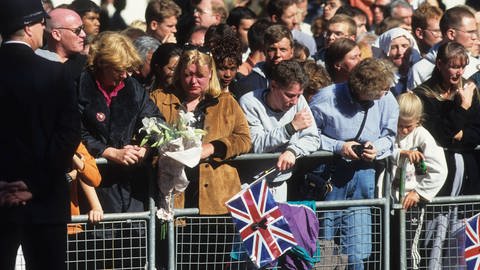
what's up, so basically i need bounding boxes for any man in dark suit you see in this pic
[0,0,80,269]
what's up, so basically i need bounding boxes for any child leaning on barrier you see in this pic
[67,142,103,234]
[391,92,448,210]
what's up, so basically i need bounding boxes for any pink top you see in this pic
[95,80,125,107]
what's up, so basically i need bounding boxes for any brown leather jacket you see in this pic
[151,90,252,214]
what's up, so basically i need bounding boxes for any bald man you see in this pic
[36,8,87,78]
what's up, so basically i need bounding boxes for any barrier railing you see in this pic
[396,195,480,270]
[68,213,150,270]
[13,151,480,270]
[171,198,389,270]
[169,151,392,270]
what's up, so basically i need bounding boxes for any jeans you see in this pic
[321,160,375,270]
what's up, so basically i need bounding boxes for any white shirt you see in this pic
[391,126,448,201]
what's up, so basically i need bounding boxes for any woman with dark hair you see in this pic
[149,43,182,97]
[413,41,480,196]
[325,38,362,83]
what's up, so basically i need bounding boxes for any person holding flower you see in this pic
[151,45,251,215]
[77,31,163,215]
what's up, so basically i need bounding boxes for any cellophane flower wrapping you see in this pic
[139,111,205,221]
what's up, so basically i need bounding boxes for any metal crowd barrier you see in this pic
[67,212,152,270]
[172,198,389,270]
[66,157,158,270]
[396,195,480,270]
[169,151,392,270]
[13,151,480,270]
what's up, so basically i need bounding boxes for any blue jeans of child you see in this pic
[321,160,375,270]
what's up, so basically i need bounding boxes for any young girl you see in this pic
[392,92,448,210]
[67,142,103,234]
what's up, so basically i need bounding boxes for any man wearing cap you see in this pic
[0,0,80,269]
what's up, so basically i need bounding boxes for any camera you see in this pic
[351,144,372,157]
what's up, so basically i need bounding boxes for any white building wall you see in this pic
[51,0,149,25]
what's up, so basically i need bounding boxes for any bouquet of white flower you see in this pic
[139,111,206,221]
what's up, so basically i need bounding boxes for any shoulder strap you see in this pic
[352,106,369,142]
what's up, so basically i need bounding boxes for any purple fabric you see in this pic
[278,203,319,269]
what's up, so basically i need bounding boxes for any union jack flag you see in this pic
[225,179,297,268]
[465,213,480,270]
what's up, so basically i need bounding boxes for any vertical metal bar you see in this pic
[148,170,156,270]
[399,208,406,270]
[383,159,391,270]
[168,218,175,270]
[168,192,176,270]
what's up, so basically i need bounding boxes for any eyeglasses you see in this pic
[193,8,212,15]
[453,28,478,37]
[55,25,85,36]
[183,43,211,55]
[424,28,442,37]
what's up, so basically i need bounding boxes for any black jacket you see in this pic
[414,78,480,195]
[78,71,163,213]
[0,42,80,224]
[230,62,269,100]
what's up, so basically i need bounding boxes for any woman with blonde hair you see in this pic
[152,45,251,215]
[78,31,163,216]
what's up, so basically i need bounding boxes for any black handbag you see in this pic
[300,102,371,200]
[301,163,334,200]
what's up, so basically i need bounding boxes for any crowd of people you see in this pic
[1,0,480,269]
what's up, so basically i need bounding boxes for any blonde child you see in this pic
[392,92,448,210]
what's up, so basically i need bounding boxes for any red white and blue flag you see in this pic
[225,179,297,268]
[465,213,480,270]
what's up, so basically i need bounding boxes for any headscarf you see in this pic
[373,27,421,64]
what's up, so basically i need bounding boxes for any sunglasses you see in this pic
[55,25,85,36]
[182,43,211,55]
